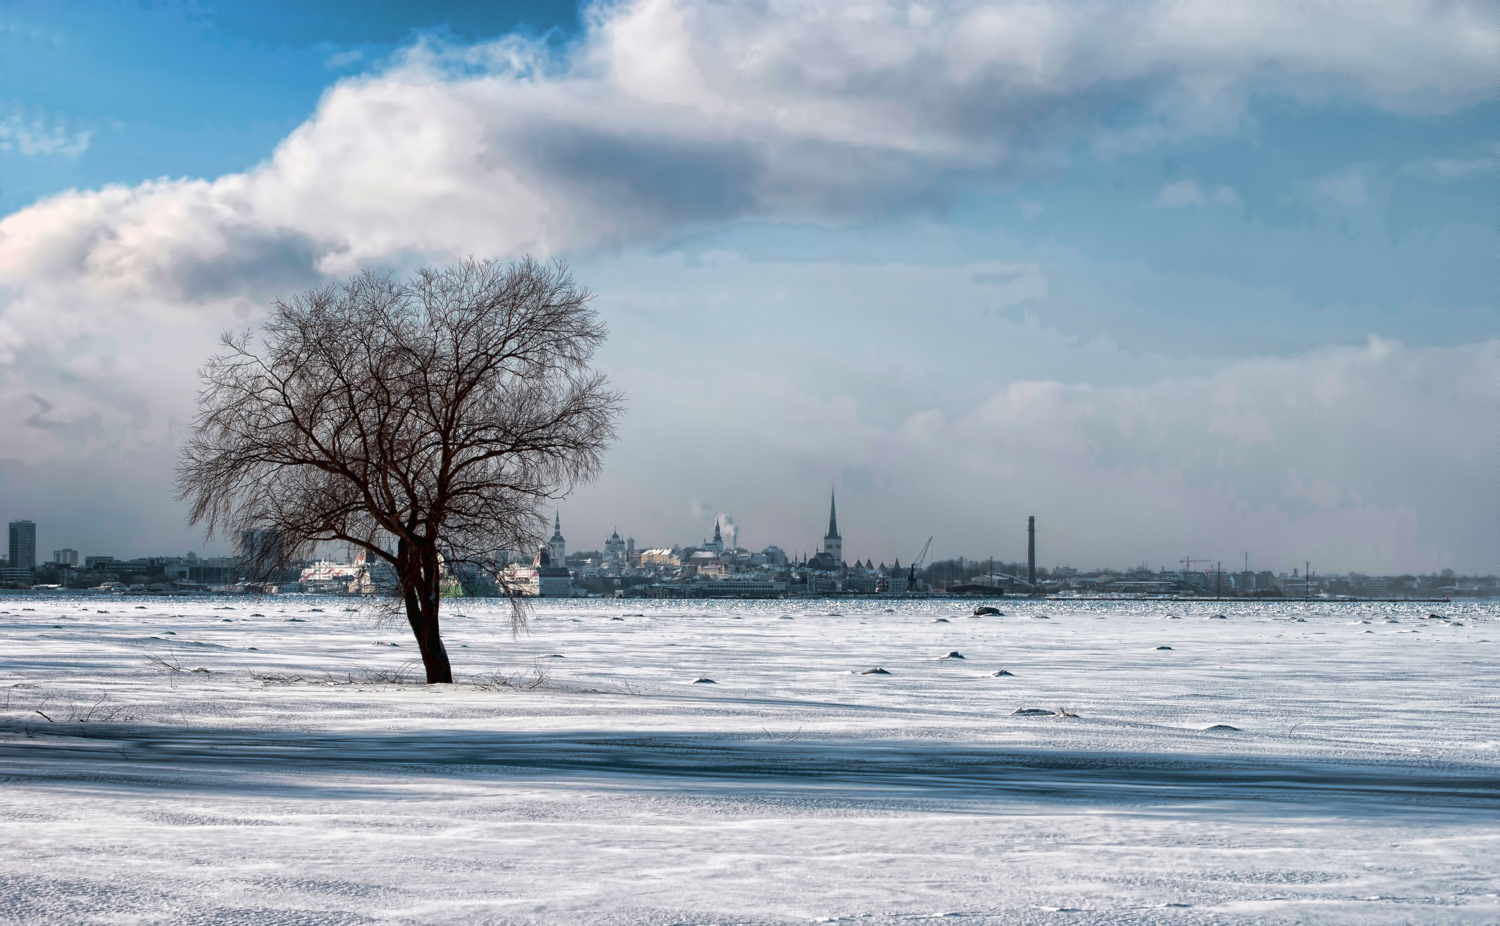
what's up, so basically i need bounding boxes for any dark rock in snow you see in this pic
[1155,645,1174,650]
[859,667,892,675]
[690,677,715,684]
[940,651,965,659]
[1201,724,1241,732]
[973,606,1002,616]
[987,669,1014,677]
[1011,708,1053,716]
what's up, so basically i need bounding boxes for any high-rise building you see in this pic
[53,549,79,567]
[8,520,36,572]
[239,529,285,580]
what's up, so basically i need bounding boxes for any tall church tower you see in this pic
[823,491,842,564]
[549,512,566,565]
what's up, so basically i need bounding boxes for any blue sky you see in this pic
[1,0,1496,573]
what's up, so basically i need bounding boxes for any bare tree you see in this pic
[176,257,622,683]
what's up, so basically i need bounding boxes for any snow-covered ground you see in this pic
[2,594,1498,924]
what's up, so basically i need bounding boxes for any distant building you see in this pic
[8,520,36,572]
[53,549,79,567]
[703,519,725,555]
[605,529,626,563]
[823,492,841,563]
[501,546,574,597]
[639,548,679,566]
[549,512,567,565]
[805,493,843,571]
[239,529,285,580]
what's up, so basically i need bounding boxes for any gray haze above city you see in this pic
[0,0,1496,574]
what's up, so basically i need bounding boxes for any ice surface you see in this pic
[3,594,1499,924]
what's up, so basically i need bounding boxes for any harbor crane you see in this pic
[907,536,933,593]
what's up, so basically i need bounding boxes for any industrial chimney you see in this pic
[1027,515,1036,590]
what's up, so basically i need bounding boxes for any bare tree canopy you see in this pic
[176,257,623,683]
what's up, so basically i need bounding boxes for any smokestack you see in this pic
[1027,516,1036,589]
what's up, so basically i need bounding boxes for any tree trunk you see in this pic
[398,537,454,684]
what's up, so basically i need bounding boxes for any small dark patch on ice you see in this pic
[246,647,259,651]
[690,677,715,684]
[1427,613,1444,619]
[308,608,324,613]
[164,631,175,635]
[1031,614,1050,620]
[610,616,624,620]
[858,667,891,675]
[52,625,61,629]
[251,613,265,617]
[973,606,1002,616]
[544,654,565,658]
[931,618,950,623]
[780,615,795,620]
[940,651,965,659]
[1201,724,1241,732]
[284,618,305,623]
[135,606,146,610]
[1162,903,1192,908]
[220,619,233,623]
[986,670,1014,677]
[1208,614,1227,619]
[1155,645,1174,650]
[1011,708,1053,716]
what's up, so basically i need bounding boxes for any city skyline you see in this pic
[7,500,1494,585]
[1,1,1496,574]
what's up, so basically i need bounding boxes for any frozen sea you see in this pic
[2,593,1498,925]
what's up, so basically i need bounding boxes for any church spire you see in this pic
[826,490,840,540]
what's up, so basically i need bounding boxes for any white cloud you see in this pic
[0,0,1495,565]
[572,336,1499,574]
[1154,179,1207,208]
[0,107,89,157]
[1318,171,1369,205]
[1152,179,1239,208]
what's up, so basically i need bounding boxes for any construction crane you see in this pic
[907,537,933,593]
[1180,557,1212,594]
